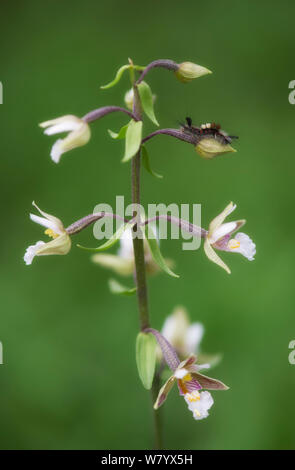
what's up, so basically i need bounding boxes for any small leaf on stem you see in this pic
[100,65,130,90]
[141,145,163,179]
[77,221,134,252]
[144,226,179,278]
[122,120,143,163]
[137,81,159,126]
[108,123,129,140]
[108,278,137,296]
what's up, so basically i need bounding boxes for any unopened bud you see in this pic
[196,138,236,159]
[124,88,134,111]
[175,62,212,83]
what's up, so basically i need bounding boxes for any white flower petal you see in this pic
[117,228,134,259]
[24,241,45,265]
[185,391,214,420]
[31,202,65,233]
[174,368,189,379]
[161,307,189,349]
[209,221,238,244]
[185,323,204,355]
[208,202,236,236]
[43,120,80,136]
[228,232,256,260]
[30,214,63,235]
[50,139,64,163]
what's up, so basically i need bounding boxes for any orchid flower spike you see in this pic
[39,115,91,163]
[24,202,71,265]
[204,202,256,274]
[161,306,204,358]
[154,353,228,420]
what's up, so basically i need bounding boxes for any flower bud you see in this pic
[124,88,134,110]
[196,138,236,159]
[175,62,212,83]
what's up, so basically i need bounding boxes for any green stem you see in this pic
[131,74,163,449]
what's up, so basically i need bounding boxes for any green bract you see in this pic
[122,120,143,163]
[141,145,163,179]
[144,226,179,278]
[100,64,145,90]
[108,278,137,296]
[108,123,129,140]
[77,221,134,252]
[137,81,159,126]
[136,332,157,390]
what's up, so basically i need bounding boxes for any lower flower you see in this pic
[24,202,71,265]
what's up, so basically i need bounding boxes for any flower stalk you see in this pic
[131,77,163,448]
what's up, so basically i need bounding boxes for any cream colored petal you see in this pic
[208,202,236,237]
[204,238,231,274]
[57,122,90,154]
[39,115,81,132]
[161,307,190,350]
[30,214,64,235]
[154,375,176,409]
[32,202,65,233]
[35,233,71,257]
[92,254,134,276]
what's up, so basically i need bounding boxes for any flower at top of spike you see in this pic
[154,353,228,420]
[204,202,256,274]
[39,115,91,163]
[24,202,71,265]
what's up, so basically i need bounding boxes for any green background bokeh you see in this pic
[0,0,294,450]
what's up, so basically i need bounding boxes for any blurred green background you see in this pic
[0,0,294,450]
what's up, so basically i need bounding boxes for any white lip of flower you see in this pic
[24,202,71,265]
[204,202,256,274]
[39,115,91,163]
[185,390,214,420]
[161,306,204,357]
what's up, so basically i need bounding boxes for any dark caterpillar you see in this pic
[181,117,238,145]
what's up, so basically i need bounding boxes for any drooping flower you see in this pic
[161,306,204,358]
[39,115,91,163]
[24,202,71,265]
[154,353,228,420]
[92,227,172,276]
[204,202,256,274]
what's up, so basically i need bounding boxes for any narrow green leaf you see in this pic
[77,221,133,252]
[141,145,163,179]
[144,226,179,278]
[122,120,143,163]
[137,81,159,126]
[136,332,157,390]
[108,123,129,140]
[108,278,137,296]
[100,64,130,90]
[134,65,146,71]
